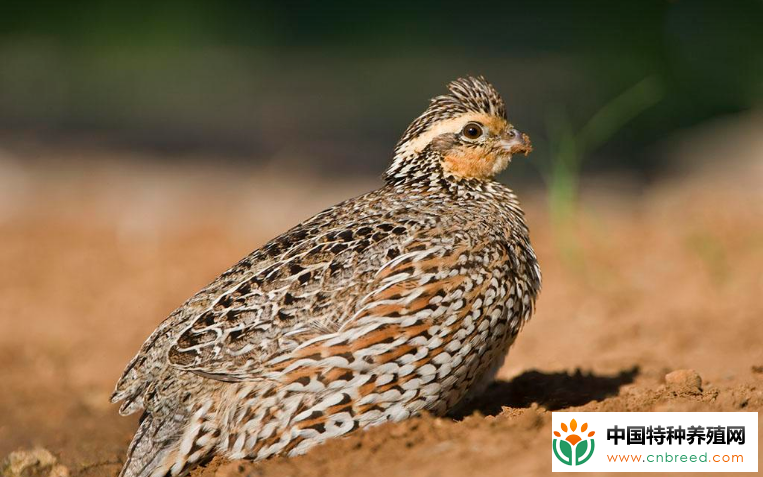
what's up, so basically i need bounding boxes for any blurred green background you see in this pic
[0,0,761,179]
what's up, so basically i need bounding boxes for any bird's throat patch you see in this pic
[442,148,509,180]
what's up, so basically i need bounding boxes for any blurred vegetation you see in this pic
[0,0,761,178]
[544,76,664,265]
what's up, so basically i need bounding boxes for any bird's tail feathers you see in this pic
[119,406,219,477]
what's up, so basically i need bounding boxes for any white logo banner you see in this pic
[551,412,758,472]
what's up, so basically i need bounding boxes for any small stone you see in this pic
[665,369,702,394]
[2,448,57,477]
[47,466,69,477]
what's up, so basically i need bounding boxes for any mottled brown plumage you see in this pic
[112,76,541,477]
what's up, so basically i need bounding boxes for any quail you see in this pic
[112,76,541,477]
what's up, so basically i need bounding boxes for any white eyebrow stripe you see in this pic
[395,112,505,159]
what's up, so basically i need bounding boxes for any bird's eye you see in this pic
[461,122,483,140]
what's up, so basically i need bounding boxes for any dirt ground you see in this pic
[1,116,762,477]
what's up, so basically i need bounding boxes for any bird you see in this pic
[112,76,542,477]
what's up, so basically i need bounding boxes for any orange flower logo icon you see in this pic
[553,419,596,466]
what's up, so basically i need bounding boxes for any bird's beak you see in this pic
[499,128,533,156]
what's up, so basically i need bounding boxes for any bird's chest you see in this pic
[415,258,521,401]
[418,224,539,401]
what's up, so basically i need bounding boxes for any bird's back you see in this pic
[113,181,535,408]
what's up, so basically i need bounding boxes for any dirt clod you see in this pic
[46,466,69,477]
[2,449,57,477]
[665,369,702,394]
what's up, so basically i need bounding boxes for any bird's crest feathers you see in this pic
[433,76,507,119]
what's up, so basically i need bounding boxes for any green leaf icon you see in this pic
[560,440,572,463]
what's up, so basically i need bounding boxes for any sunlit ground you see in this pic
[0,114,761,476]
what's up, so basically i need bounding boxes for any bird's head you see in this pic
[385,76,531,183]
